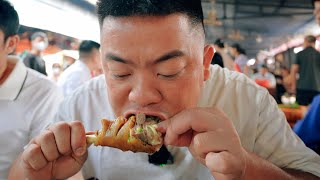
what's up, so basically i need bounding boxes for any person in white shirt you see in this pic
[229,43,249,75]
[0,1,63,179]
[9,0,320,179]
[251,65,276,89]
[58,40,100,96]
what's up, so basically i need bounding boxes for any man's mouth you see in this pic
[124,111,167,122]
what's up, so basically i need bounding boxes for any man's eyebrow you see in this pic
[155,50,185,64]
[105,53,130,64]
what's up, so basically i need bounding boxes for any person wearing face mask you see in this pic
[22,31,48,75]
[49,62,62,83]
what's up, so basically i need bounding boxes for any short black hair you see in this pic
[0,0,19,40]
[261,64,268,69]
[305,35,316,43]
[79,40,100,56]
[214,39,224,48]
[231,43,246,55]
[30,32,48,41]
[96,0,204,31]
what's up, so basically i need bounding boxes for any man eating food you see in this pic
[9,0,320,179]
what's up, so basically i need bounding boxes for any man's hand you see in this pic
[18,121,88,180]
[158,107,247,180]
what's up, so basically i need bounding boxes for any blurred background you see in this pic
[7,0,319,106]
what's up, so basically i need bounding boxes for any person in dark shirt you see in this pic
[290,35,320,105]
[22,32,48,75]
[211,39,224,67]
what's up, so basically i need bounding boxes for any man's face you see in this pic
[0,31,6,68]
[92,48,101,70]
[314,1,320,25]
[100,14,213,120]
[0,31,10,70]
[31,36,48,51]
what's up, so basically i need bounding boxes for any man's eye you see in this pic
[112,74,131,79]
[158,72,180,79]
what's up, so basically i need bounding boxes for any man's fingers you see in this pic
[48,122,72,155]
[23,144,48,170]
[70,121,87,156]
[190,131,239,158]
[35,130,60,162]
[164,129,193,146]
[164,109,220,145]
[205,151,243,175]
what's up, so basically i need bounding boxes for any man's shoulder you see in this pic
[299,47,319,55]
[202,65,268,106]
[22,69,62,100]
[26,69,56,89]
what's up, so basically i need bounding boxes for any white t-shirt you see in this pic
[0,58,63,180]
[55,65,320,179]
[58,60,91,96]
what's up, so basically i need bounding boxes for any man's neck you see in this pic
[81,59,95,72]
[0,60,7,83]
[0,57,15,85]
[31,49,41,56]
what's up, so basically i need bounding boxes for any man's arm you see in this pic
[290,64,299,93]
[244,151,319,180]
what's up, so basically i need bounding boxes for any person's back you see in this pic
[296,46,320,92]
[291,35,320,105]
[57,40,100,96]
[58,60,91,96]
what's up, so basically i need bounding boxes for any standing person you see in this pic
[211,39,224,67]
[230,43,249,75]
[212,39,235,70]
[0,1,63,179]
[314,0,320,24]
[57,40,100,96]
[291,0,320,156]
[22,31,48,75]
[9,0,320,180]
[290,35,320,105]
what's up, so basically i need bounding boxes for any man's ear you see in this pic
[203,44,214,81]
[5,35,19,55]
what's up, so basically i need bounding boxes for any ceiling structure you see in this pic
[75,0,318,57]
[202,0,317,57]
[12,0,317,58]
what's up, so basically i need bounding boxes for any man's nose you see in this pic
[128,75,162,107]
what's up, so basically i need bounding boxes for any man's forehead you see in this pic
[101,14,191,31]
[99,14,204,46]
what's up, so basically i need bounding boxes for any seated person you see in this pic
[251,65,276,89]
[294,95,320,154]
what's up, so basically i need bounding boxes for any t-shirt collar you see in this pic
[0,57,27,101]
